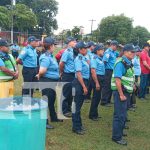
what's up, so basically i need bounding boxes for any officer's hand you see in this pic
[36,74,40,81]
[83,87,88,95]
[14,71,19,80]
[120,95,127,101]
[96,83,100,91]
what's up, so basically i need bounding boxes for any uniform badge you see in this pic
[21,51,26,55]
[106,54,110,58]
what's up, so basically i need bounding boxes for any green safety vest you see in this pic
[0,54,16,82]
[111,58,135,93]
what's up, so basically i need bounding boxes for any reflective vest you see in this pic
[111,58,135,93]
[0,54,16,82]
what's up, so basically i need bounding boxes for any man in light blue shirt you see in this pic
[101,40,119,106]
[16,36,40,96]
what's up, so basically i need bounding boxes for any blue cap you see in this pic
[0,39,10,47]
[111,40,119,46]
[134,46,141,52]
[66,37,76,44]
[123,44,136,52]
[93,44,104,53]
[44,37,57,45]
[75,41,88,49]
[143,43,150,48]
[87,41,96,47]
[28,36,40,43]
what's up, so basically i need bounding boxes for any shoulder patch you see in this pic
[93,55,97,59]
[79,56,82,60]
[106,53,110,58]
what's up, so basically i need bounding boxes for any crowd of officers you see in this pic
[0,36,150,146]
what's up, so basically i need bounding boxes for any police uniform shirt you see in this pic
[18,45,37,68]
[10,45,20,52]
[74,54,90,79]
[85,49,93,60]
[103,48,117,70]
[91,54,105,75]
[60,47,75,73]
[114,56,131,78]
[39,52,59,80]
[0,52,6,67]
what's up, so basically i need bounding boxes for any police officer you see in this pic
[85,41,96,101]
[0,39,18,98]
[111,44,136,146]
[101,40,119,106]
[10,43,20,59]
[72,41,89,135]
[17,36,39,97]
[36,37,63,129]
[59,37,77,117]
[89,44,105,121]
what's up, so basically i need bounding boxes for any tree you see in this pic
[0,6,10,29]
[130,26,150,47]
[13,4,37,31]
[29,0,58,35]
[0,0,10,6]
[71,26,82,40]
[98,14,133,44]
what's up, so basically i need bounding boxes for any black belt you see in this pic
[23,66,37,69]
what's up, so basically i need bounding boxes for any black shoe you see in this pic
[98,116,102,119]
[123,133,127,137]
[84,99,91,103]
[46,124,54,129]
[72,129,85,135]
[112,139,127,146]
[124,126,129,130]
[51,119,63,122]
[103,103,112,107]
[89,117,99,121]
[64,112,72,118]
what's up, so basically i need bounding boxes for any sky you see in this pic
[55,0,150,34]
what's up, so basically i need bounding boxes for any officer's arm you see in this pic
[38,67,47,78]
[16,58,23,65]
[115,78,124,97]
[0,66,16,77]
[59,61,64,75]
[76,72,86,89]
[91,68,99,86]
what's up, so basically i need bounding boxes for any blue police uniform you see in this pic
[89,54,105,119]
[61,47,75,115]
[112,55,132,143]
[39,51,60,122]
[72,53,90,132]
[18,45,38,96]
[101,48,117,105]
[10,44,20,59]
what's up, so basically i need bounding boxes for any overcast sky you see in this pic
[55,0,149,34]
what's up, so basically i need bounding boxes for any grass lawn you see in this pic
[14,47,150,150]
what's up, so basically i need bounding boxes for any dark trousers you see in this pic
[40,77,58,122]
[101,69,113,104]
[72,78,88,130]
[89,75,104,118]
[12,52,19,59]
[139,74,149,98]
[62,72,75,114]
[112,91,130,141]
[22,67,38,97]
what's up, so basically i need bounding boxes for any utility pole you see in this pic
[89,19,96,40]
[11,0,16,44]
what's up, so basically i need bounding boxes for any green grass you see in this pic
[14,47,150,150]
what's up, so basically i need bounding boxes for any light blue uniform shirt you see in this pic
[85,49,93,60]
[91,54,105,75]
[0,52,6,66]
[114,56,132,78]
[60,47,75,73]
[10,45,20,52]
[75,54,90,79]
[103,48,117,70]
[132,56,141,76]
[39,52,59,79]
[18,45,37,68]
